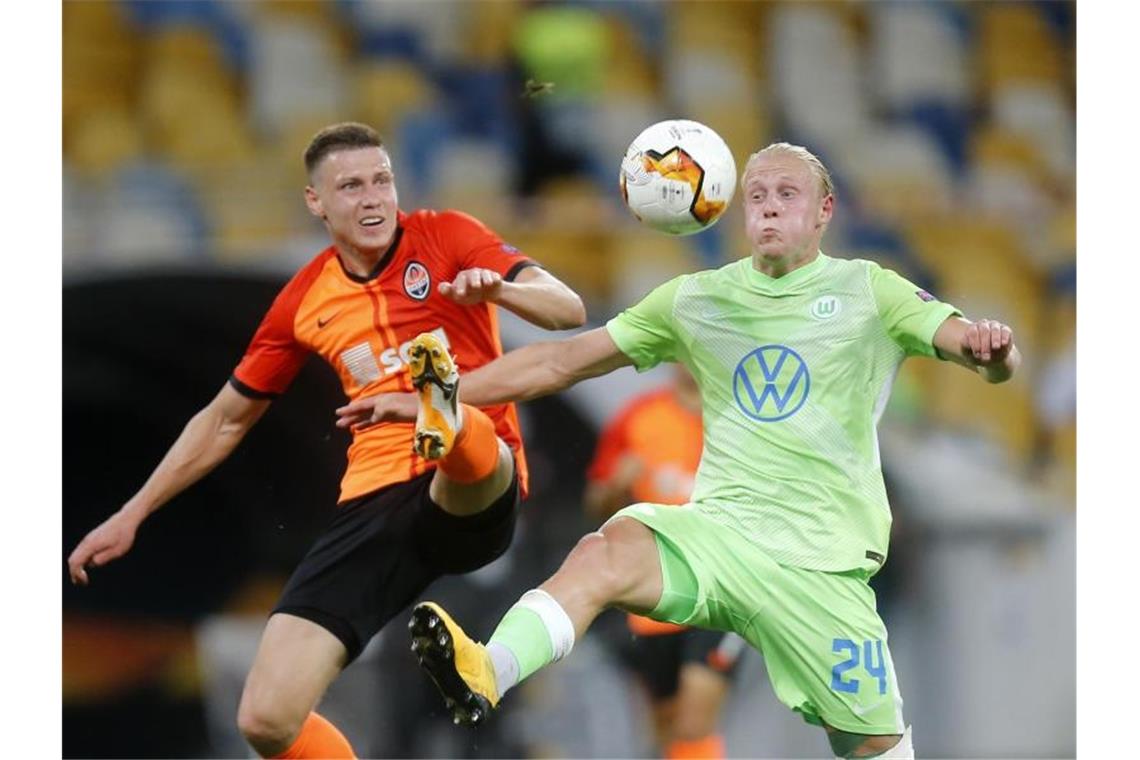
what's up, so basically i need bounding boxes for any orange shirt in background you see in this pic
[587,387,702,635]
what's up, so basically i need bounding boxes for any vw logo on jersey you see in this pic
[403,261,431,301]
[810,295,841,320]
[733,345,811,422]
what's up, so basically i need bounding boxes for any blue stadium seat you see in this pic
[122,0,249,72]
[904,102,971,177]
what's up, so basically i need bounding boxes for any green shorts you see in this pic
[607,502,906,735]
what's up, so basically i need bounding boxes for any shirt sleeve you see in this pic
[605,275,685,372]
[437,210,539,281]
[230,281,311,398]
[868,261,962,358]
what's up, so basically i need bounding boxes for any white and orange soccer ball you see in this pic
[619,119,737,236]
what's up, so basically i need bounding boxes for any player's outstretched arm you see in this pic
[438,266,586,330]
[933,316,1021,383]
[67,383,270,585]
[336,327,632,427]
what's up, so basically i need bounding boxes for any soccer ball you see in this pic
[619,119,737,235]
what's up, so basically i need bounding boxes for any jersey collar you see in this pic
[739,250,829,294]
[336,211,406,284]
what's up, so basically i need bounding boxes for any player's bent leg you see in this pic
[409,332,514,517]
[668,663,730,757]
[237,613,352,758]
[428,436,514,517]
[824,724,911,759]
[411,516,666,726]
[541,516,666,636]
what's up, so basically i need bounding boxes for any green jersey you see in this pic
[606,253,960,573]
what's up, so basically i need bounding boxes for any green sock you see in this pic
[488,606,553,684]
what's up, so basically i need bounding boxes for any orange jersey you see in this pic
[588,387,702,636]
[231,209,533,503]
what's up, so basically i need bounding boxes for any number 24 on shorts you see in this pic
[830,638,888,695]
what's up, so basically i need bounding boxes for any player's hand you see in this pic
[962,318,1014,366]
[67,511,140,586]
[335,392,418,430]
[438,268,503,305]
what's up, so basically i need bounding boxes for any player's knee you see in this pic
[236,695,301,756]
[565,531,629,602]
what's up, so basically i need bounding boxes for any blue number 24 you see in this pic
[830,638,888,695]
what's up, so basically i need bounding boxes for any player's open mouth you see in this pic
[360,217,385,227]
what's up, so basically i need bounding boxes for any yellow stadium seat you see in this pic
[971,125,1053,186]
[67,108,146,177]
[137,63,252,173]
[904,219,1044,352]
[465,0,524,63]
[902,217,1047,463]
[977,4,1068,90]
[148,24,230,84]
[924,354,1039,464]
[63,2,141,140]
[500,228,612,305]
[1049,419,1076,504]
[698,107,769,166]
[604,16,659,98]
[196,154,300,263]
[351,61,436,137]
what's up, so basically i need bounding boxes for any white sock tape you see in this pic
[877,725,914,759]
[832,725,912,760]
[518,588,576,662]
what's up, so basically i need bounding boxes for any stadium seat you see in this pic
[769,5,870,153]
[462,0,523,64]
[93,162,209,267]
[906,218,1046,464]
[63,1,141,145]
[246,16,349,137]
[977,3,1067,91]
[341,0,471,66]
[351,59,437,138]
[991,83,1075,181]
[431,139,516,224]
[867,2,971,113]
[68,108,147,177]
[609,228,696,309]
[194,152,298,263]
[905,219,1044,358]
[839,126,955,224]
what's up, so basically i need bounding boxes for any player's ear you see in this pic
[817,194,834,229]
[304,185,325,220]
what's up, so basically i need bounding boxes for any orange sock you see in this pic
[666,734,725,760]
[438,404,500,483]
[272,712,355,759]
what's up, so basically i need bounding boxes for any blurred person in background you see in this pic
[66,121,585,759]
[585,364,746,760]
[340,141,1021,759]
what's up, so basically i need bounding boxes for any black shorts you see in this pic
[273,469,519,663]
[619,627,746,700]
